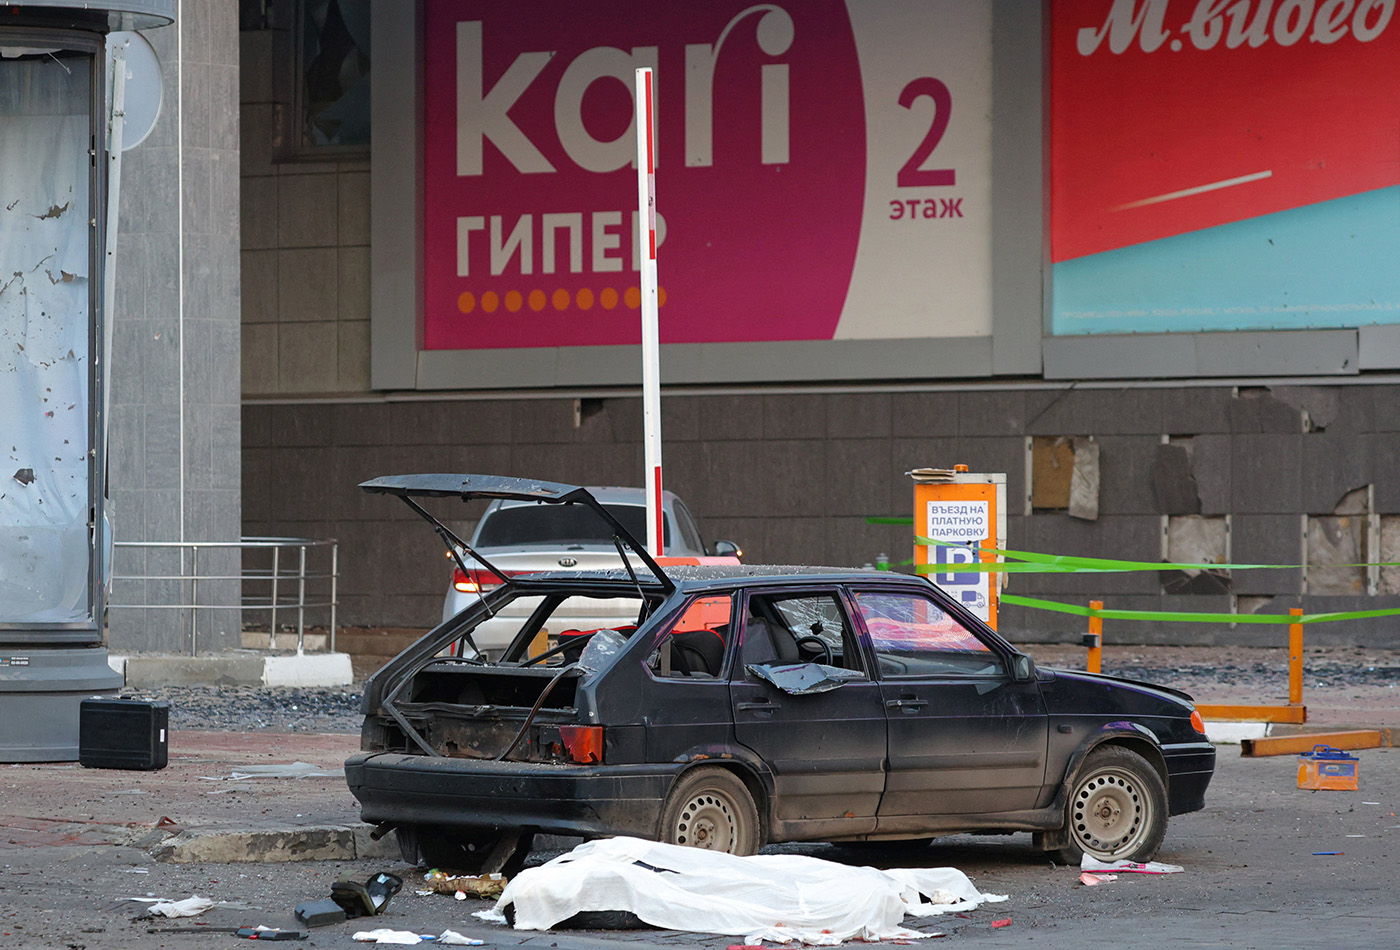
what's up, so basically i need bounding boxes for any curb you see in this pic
[109,652,355,688]
[148,823,400,864]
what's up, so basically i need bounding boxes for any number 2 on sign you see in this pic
[897,77,955,188]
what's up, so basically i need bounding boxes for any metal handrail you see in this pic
[111,537,338,656]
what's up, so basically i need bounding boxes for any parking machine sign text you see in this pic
[925,500,991,623]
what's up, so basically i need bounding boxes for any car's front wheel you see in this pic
[1056,745,1167,863]
[659,766,761,855]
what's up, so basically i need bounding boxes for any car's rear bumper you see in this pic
[345,751,682,837]
[1162,741,1215,816]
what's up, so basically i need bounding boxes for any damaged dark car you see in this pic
[345,474,1215,873]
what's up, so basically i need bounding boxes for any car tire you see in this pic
[1055,745,1167,864]
[659,767,761,856]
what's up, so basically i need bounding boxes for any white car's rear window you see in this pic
[476,503,671,548]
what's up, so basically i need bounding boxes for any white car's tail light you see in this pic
[451,566,505,594]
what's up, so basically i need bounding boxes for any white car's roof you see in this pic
[492,486,678,509]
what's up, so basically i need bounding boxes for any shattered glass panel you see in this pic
[854,590,1002,677]
[0,50,93,623]
[300,0,370,147]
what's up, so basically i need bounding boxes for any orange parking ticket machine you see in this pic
[910,467,1007,631]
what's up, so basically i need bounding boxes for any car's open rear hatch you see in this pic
[359,475,669,761]
[360,474,676,594]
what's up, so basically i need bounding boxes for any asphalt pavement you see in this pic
[5,644,1400,949]
[4,724,1400,949]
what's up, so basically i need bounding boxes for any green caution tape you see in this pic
[912,535,1396,574]
[867,517,1400,624]
[1000,593,1400,626]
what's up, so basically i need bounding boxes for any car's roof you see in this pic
[513,564,927,590]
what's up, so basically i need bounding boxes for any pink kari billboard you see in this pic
[1051,0,1400,335]
[421,1,993,352]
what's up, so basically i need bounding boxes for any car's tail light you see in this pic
[1189,709,1207,735]
[451,566,504,594]
[559,725,604,764]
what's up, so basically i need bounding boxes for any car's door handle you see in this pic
[885,698,927,711]
[736,701,780,711]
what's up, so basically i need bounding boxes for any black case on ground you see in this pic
[79,698,169,770]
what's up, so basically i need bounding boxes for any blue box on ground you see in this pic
[79,698,169,770]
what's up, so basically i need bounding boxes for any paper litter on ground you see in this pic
[352,930,424,945]
[1079,854,1184,874]
[474,836,1007,945]
[132,895,216,917]
[352,930,482,946]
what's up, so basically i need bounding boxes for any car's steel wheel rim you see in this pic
[674,792,736,851]
[1071,767,1149,858]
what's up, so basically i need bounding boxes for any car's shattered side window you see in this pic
[646,594,734,679]
[853,590,1003,677]
[741,592,867,675]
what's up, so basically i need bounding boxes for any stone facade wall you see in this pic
[243,383,1400,647]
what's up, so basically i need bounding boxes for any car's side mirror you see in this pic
[711,539,742,558]
[1011,653,1037,682]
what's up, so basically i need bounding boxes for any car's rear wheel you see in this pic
[1057,746,1166,864]
[660,767,761,855]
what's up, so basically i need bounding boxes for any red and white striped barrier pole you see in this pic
[636,67,664,557]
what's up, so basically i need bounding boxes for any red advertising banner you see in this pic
[420,1,994,352]
[423,1,865,350]
[1052,0,1400,263]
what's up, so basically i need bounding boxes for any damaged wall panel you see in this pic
[1029,436,1099,520]
[1151,441,1201,515]
[1030,436,1074,509]
[1186,434,1232,515]
[1161,515,1230,595]
[0,51,94,624]
[1228,387,1304,434]
[1379,516,1400,596]
[1306,487,1370,596]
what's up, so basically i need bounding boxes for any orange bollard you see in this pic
[1085,600,1103,673]
[1288,607,1304,705]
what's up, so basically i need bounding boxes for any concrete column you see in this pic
[109,0,242,654]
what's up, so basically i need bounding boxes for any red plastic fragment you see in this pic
[991,918,1012,928]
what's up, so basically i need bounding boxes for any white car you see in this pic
[440,487,739,659]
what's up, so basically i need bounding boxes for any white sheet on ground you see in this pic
[474,837,1007,945]
[1080,854,1184,874]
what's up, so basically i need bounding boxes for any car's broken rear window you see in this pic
[477,503,670,548]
